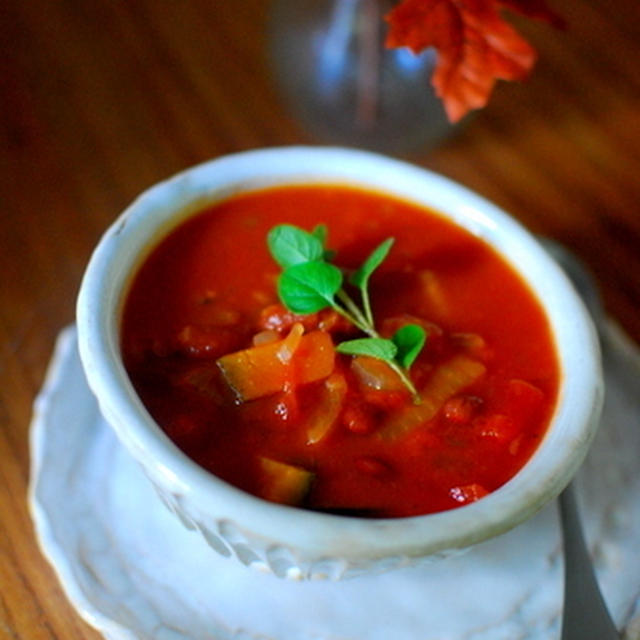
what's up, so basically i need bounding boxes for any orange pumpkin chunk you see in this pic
[217,325,335,402]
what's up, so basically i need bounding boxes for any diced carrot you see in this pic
[475,413,517,443]
[509,434,524,456]
[355,456,391,478]
[449,483,489,504]
[443,395,483,425]
[378,355,486,440]
[290,329,336,383]
[175,324,245,359]
[505,379,545,424]
[257,303,319,334]
[306,373,348,444]
[258,457,314,506]
[342,400,377,435]
[258,303,357,337]
[216,325,335,402]
[362,389,408,411]
[404,429,442,457]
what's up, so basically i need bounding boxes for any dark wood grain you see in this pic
[1,1,638,637]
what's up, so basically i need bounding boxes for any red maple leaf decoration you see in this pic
[385,0,564,122]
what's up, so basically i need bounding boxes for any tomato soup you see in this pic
[121,185,559,518]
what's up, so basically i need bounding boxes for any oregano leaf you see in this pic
[349,237,394,325]
[278,261,343,314]
[336,337,397,361]
[349,238,394,290]
[392,324,426,368]
[267,224,324,269]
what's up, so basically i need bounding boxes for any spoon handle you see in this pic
[559,482,619,639]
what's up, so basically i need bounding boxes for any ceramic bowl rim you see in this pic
[76,146,603,562]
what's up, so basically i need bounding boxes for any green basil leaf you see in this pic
[267,224,324,269]
[392,324,426,369]
[336,337,397,361]
[277,261,343,314]
[349,238,394,290]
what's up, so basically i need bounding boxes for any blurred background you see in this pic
[1,1,639,637]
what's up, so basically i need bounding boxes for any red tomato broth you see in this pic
[121,185,559,518]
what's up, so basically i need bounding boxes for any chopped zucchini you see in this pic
[378,355,486,440]
[258,457,314,506]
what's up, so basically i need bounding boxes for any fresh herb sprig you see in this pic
[267,224,426,402]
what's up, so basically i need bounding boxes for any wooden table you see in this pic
[1,1,638,638]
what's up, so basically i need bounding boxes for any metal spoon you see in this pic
[539,238,619,640]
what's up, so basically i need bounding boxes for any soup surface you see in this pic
[121,185,559,517]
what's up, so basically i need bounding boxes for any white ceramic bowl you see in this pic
[76,146,603,580]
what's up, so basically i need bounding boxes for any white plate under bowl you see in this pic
[29,325,640,640]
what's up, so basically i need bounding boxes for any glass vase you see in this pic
[268,0,453,155]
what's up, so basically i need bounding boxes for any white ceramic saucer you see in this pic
[30,325,640,640]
